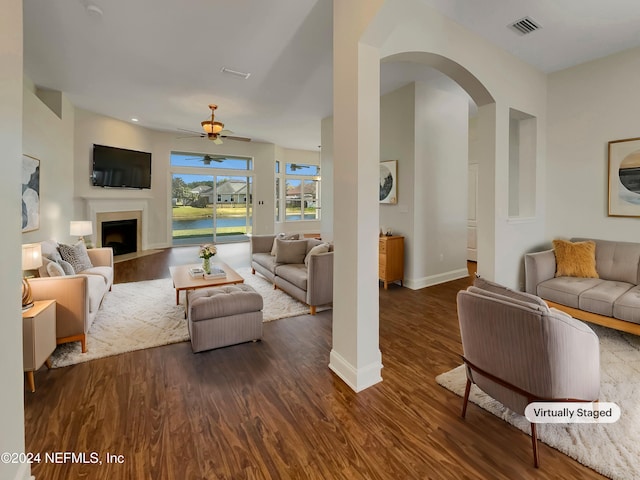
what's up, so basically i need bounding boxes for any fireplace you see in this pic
[95,210,143,256]
[102,219,137,256]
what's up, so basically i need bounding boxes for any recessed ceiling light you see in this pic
[131,118,139,122]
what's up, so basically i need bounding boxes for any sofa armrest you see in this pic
[306,251,333,306]
[29,275,90,338]
[524,249,556,295]
[251,235,276,255]
[88,247,114,268]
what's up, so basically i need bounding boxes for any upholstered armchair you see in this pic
[456,279,600,467]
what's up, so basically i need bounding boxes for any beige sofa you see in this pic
[250,234,333,315]
[525,238,640,335]
[30,240,114,352]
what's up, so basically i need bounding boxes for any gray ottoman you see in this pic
[187,284,263,353]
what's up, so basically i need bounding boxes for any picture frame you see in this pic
[379,160,398,204]
[22,154,40,232]
[608,137,640,217]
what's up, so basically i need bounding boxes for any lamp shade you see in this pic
[70,220,93,236]
[22,243,43,270]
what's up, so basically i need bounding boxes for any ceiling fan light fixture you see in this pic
[201,120,224,134]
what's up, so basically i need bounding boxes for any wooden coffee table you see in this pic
[169,261,244,307]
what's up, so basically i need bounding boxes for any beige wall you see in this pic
[547,46,640,243]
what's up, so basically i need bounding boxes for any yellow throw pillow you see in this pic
[552,239,599,278]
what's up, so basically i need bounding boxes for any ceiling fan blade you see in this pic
[213,137,224,145]
[177,127,205,135]
[221,135,251,142]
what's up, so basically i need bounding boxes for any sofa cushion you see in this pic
[553,239,598,278]
[305,243,331,266]
[473,277,548,308]
[253,252,279,274]
[537,277,603,308]
[275,238,307,264]
[80,266,113,287]
[58,242,94,273]
[613,286,640,324]
[578,281,634,317]
[270,233,300,256]
[573,238,640,284]
[275,264,308,291]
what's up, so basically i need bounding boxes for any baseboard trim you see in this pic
[11,462,32,480]
[329,349,383,392]
[404,268,469,290]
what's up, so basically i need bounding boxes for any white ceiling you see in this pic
[23,0,640,151]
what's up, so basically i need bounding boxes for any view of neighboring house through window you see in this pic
[170,152,253,245]
[278,163,321,221]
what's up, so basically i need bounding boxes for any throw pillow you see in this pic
[275,238,308,264]
[58,241,94,273]
[304,243,331,266]
[46,261,66,277]
[270,233,300,256]
[552,239,599,278]
[58,259,76,276]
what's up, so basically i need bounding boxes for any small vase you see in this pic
[202,257,211,274]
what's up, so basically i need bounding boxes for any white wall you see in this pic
[379,83,415,254]
[22,82,76,245]
[411,82,468,288]
[1,2,31,479]
[547,46,640,243]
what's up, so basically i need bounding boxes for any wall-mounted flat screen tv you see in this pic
[92,144,152,189]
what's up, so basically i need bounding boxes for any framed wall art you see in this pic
[379,160,397,204]
[609,137,640,217]
[22,154,40,232]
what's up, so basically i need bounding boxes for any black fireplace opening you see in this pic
[102,219,137,256]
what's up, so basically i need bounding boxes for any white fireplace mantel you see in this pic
[84,198,148,251]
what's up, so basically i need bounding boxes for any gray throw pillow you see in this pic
[58,242,93,273]
[275,238,308,264]
[58,259,76,275]
[271,233,300,256]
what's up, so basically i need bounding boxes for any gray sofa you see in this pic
[250,234,333,315]
[525,238,640,335]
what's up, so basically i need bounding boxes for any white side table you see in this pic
[22,299,56,392]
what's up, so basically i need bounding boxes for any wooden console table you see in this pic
[379,235,404,289]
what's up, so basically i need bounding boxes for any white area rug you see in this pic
[436,325,640,480]
[50,267,319,368]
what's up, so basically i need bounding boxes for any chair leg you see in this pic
[530,422,539,468]
[461,378,471,418]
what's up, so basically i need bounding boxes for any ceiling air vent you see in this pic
[509,17,541,35]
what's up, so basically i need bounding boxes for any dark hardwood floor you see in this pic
[23,253,605,479]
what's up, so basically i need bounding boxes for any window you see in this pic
[171,152,252,170]
[277,162,321,222]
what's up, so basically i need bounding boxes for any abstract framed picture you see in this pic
[22,154,40,232]
[609,137,640,217]
[379,160,398,204]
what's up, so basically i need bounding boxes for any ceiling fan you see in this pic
[184,154,226,165]
[177,104,251,144]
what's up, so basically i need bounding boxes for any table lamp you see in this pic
[70,220,93,247]
[22,243,43,310]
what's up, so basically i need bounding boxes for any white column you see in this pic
[330,0,385,391]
